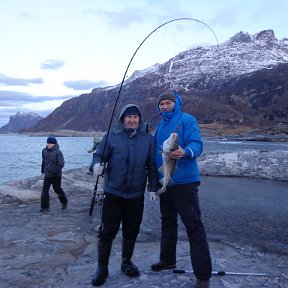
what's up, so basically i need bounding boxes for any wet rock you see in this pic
[199,150,288,181]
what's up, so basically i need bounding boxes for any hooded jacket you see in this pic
[41,143,65,177]
[94,104,159,198]
[155,91,203,185]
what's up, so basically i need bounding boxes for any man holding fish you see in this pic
[151,91,212,288]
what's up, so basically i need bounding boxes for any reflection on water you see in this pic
[1,135,288,184]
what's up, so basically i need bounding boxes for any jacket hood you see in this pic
[118,104,142,120]
[157,91,183,120]
[114,104,148,133]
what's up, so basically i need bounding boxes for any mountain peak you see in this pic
[228,31,252,44]
[0,112,43,133]
[29,29,288,132]
[253,29,276,42]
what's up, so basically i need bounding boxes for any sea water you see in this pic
[0,135,93,184]
[0,134,288,184]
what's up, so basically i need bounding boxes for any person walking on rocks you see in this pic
[151,91,212,288]
[91,104,159,286]
[87,135,101,175]
[40,135,68,212]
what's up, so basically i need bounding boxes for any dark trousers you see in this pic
[98,193,144,243]
[41,176,68,209]
[159,183,212,280]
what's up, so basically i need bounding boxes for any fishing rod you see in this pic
[89,17,218,216]
[173,269,268,277]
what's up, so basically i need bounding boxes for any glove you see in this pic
[94,163,104,176]
[149,192,157,201]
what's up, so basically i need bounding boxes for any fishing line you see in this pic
[103,17,218,150]
[89,17,219,215]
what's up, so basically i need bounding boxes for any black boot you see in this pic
[92,241,112,286]
[121,238,139,277]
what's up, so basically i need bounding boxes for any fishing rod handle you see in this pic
[89,175,101,216]
[173,269,231,275]
[173,270,266,276]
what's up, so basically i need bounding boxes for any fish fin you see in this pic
[156,187,165,195]
[174,164,178,172]
[158,165,164,175]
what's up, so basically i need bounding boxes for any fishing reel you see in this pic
[95,191,106,205]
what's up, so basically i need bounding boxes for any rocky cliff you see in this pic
[0,112,43,133]
[29,29,288,132]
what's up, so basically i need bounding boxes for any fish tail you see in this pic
[156,186,166,195]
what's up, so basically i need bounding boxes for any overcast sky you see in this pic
[0,0,287,127]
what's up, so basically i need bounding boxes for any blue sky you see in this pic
[0,0,287,127]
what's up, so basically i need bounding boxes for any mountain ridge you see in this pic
[20,29,288,132]
[0,112,43,133]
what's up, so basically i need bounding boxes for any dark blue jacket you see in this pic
[94,104,159,198]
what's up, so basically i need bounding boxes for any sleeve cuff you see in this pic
[184,147,194,158]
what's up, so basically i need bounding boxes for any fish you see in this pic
[157,132,179,195]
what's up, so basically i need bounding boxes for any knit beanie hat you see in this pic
[157,92,176,106]
[121,106,141,121]
[47,135,57,144]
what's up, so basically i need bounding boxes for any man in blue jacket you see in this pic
[91,104,159,286]
[151,91,212,288]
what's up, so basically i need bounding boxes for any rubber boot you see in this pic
[91,241,112,286]
[121,238,139,277]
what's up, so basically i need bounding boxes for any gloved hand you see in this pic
[94,163,104,176]
[149,192,157,201]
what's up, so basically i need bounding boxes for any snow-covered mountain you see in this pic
[0,112,43,133]
[30,29,288,132]
[126,29,288,87]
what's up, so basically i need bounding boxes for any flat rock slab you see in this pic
[0,168,287,287]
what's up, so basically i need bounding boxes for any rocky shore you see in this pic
[0,162,288,287]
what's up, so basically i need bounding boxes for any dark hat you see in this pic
[157,92,176,106]
[47,135,57,144]
[121,106,141,121]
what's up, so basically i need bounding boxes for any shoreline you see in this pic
[0,122,287,142]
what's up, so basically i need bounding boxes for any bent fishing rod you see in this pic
[89,17,218,216]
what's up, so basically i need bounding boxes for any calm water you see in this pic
[1,134,288,184]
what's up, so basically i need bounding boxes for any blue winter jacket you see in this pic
[155,92,203,185]
[94,104,159,199]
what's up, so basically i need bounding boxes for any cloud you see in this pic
[0,74,43,86]
[40,59,65,70]
[17,12,40,21]
[209,6,240,28]
[63,79,109,90]
[0,90,76,127]
[89,7,148,28]
[0,90,72,103]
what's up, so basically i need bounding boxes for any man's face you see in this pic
[123,115,140,129]
[159,100,175,112]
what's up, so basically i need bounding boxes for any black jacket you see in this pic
[41,143,64,177]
